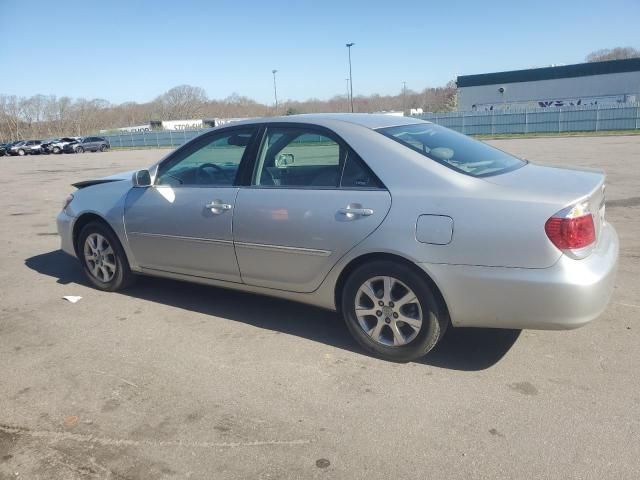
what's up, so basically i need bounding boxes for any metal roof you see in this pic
[457,58,640,88]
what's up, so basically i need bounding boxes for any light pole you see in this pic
[402,81,407,113]
[345,78,350,110]
[346,43,355,112]
[272,69,279,113]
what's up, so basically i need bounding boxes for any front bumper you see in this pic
[421,222,619,330]
[57,210,76,257]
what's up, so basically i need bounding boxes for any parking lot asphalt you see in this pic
[1,136,639,479]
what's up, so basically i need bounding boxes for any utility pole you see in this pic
[272,69,279,113]
[346,43,355,112]
[345,78,350,111]
[402,81,407,114]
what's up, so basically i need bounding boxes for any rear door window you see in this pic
[252,127,342,188]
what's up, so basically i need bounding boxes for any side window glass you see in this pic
[156,128,255,187]
[341,150,383,189]
[253,128,342,188]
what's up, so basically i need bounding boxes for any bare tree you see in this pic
[586,47,640,62]
[156,85,208,119]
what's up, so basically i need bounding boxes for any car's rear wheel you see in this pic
[17,149,25,156]
[341,260,448,362]
[100,144,107,152]
[78,222,134,291]
[76,146,84,153]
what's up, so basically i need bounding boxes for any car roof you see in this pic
[230,113,429,130]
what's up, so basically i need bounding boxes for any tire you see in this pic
[341,260,448,362]
[17,149,25,156]
[76,146,84,153]
[100,144,107,152]
[77,221,135,291]
[53,146,60,154]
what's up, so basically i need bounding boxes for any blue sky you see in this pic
[1,0,638,105]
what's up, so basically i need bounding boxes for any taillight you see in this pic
[545,202,596,259]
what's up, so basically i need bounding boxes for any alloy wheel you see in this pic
[83,233,117,282]
[354,276,423,346]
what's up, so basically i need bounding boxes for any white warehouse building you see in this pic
[457,58,640,111]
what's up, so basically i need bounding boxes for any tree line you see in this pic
[0,82,456,141]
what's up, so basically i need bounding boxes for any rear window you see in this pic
[378,123,526,177]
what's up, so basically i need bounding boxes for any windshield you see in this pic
[378,123,526,177]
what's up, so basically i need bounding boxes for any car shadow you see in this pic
[25,250,521,371]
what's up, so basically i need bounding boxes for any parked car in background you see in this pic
[44,137,79,154]
[57,114,618,362]
[8,140,44,155]
[63,137,110,153]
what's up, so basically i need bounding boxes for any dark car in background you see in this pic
[0,143,9,156]
[63,136,110,153]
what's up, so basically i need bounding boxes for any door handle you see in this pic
[205,200,232,213]
[338,207,374,217]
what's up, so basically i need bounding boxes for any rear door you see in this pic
[234,124,391,292]
[85,137,97,150]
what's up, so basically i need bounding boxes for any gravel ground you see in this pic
[1,135,639,479]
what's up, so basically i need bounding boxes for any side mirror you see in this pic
[133,169,152,187]
[275,153,294,167]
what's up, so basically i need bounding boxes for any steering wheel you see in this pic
[197,163,232,183]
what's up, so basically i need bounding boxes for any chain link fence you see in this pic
[415,103,640,135]
[99,103,640,148]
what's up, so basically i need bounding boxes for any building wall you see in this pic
[458,71,640,111]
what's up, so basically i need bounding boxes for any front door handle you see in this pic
[338,206,374,218]
[205,200,232,213]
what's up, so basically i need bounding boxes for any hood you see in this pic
[72,170,136,189]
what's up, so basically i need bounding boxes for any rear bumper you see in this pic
[57,210,76,257]
[421,222,619,330]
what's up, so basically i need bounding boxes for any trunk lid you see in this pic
[485,162,606,244]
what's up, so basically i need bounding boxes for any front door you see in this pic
[234,125,392,292]
[124,127,257,282]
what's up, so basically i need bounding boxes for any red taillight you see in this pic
[545,214,595,250]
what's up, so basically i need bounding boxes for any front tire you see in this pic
[76,146,84,153]
[78,222,134,291]
[341,260,448,362]
[17,149,25,156]
[53,146,61,154]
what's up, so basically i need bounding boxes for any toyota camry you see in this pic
[57,114,618,361]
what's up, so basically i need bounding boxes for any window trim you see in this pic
[154,125,260,188]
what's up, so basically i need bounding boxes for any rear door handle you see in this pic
[338,207,374,217]
[205,200,232,213]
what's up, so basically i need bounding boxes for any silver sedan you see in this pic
[57,114,618,361]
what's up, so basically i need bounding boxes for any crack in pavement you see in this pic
[0,423,312,449]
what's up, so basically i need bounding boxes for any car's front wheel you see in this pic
[341,260,448,362]
[53,146,60,154]
[75,146,84,153]
[100,144,107,152]
[17,149,25,156]
[78,222,134,291]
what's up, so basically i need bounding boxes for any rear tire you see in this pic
[17,149,25,156]
[77,221,135,291]
[53,146,60,154]
[100,144,107,152]
[341,260,448,362]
